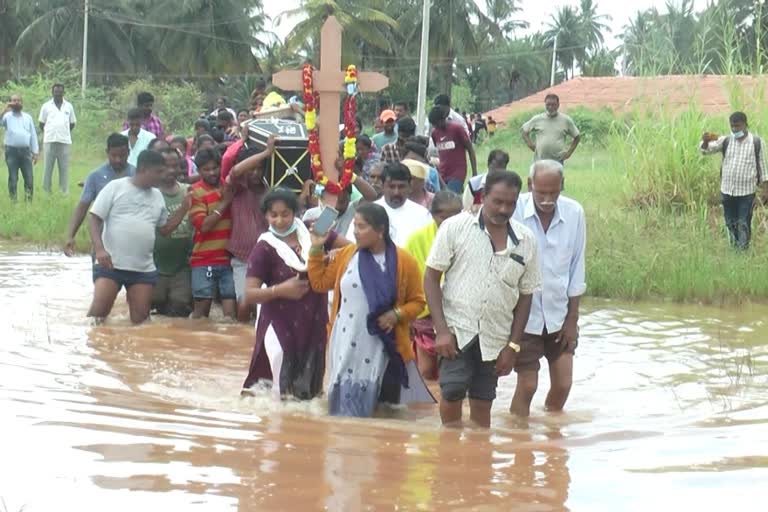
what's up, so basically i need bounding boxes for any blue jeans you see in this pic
[191,264,236,300]
[92,264,158,288]
[721,193,755,249]
[446,179,465,194]
[5,146,34,200]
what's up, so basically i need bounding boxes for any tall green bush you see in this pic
[609,107,722,210]
[113,80,204,136]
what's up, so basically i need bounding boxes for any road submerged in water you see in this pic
[0,245,766,511]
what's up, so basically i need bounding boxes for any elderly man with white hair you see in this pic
[510,159,586,417]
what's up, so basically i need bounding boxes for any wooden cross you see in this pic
[272,16,389,186]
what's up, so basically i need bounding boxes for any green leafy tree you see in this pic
[281,0,398,65]
[546,6,584,80]
[135,0,265,77]
[579,0,611,51]
[485,0,528,37]
[581,48,619,76]
[14,0,138,77]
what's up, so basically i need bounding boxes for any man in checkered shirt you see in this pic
[701,111,768,249]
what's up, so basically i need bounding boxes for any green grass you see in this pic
[476,127,768,304]
[0,153,102,251]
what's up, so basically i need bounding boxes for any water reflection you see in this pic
[1,247,767,511]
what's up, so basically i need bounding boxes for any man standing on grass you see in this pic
[429,106,477,194]
[1,94,39,201]
[522,94,581,166]
[189,148,237,320]
[88,150,190,324]
[64,133,134,256]
[123,108,156,167]
[424,171,540,428]
[123,92,164,139]
[701,111,768,250]
[381,117,416,163]
[39,83,76,194]
[510,160,586,417]
[151,148,194,317]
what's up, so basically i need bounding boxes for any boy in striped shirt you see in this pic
[189,148,237,319]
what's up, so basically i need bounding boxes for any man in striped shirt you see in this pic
[701,111,768,249]
[189,148,236,319]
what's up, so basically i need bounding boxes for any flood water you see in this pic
[1,245,767,511]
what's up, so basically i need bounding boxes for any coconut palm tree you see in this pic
[485,0,528,38]
[579,0,611,51]
[280,0,399,65]
[14,0,138,77]
[137,0,265,77]
[581,47,619,76]
[620,9,658,75]
[0,0,33,79]
[546,6,584,80]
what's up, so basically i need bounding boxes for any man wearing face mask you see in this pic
[701,111,768,250]
[1,94,39,201]
[521,94,580,166]
[510,160,586,417]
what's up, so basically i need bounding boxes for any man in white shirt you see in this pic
[346,162,432,246]
[510,160,586,417]
[39,84,76,194]
[122,108,156,167]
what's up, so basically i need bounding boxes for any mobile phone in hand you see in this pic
[313,206,339,236]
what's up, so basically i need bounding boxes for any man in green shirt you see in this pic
[152,148,193,316]
[521,94,581,165]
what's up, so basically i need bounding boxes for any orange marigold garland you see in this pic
[302,63,358,195]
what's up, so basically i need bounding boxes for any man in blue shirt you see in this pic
[64,133,134,256]
[511,160,587,417]
[1,94,39,200]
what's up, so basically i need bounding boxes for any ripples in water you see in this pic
[1,246,767,511]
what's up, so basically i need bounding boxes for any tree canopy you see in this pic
[3,0,768,113]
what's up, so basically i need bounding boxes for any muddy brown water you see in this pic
[1,245,767,511]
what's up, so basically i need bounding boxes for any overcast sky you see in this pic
[263,0,707,49]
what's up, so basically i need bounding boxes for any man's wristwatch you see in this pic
[507,341,521,353]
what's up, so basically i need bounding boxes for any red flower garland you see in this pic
[302,63,357,195]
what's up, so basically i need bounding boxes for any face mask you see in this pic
[732,130,746,139]
[269,221,298,238]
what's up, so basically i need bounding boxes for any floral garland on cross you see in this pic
[302,63,358,195]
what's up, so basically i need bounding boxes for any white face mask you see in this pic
[732,130,746,139]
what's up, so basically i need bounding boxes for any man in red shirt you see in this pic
[429,106,477,194]
[226,135,277,321]
[189,148,236,319]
